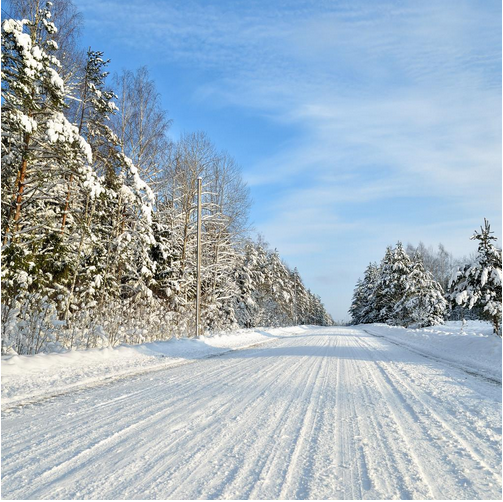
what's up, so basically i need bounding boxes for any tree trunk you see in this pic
[3,132,31,244]
[61,55,90,234]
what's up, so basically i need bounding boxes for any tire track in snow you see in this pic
[148,345,320,499]
[354,355,431,499]
[277,336,333,499]
[245,337,329,499]
[354,333,500,500]
[2,351,292,498]
[167,336,330,499]
[22,337,318,499]
[356,333,502,489]
[2,347,288,486]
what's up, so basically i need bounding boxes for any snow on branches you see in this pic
[449,219,502,335]
[350,242,447,328]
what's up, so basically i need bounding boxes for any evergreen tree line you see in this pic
[349,220,502,335]
[1,1,333,354]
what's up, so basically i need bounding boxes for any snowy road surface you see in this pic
[2,326,501,499]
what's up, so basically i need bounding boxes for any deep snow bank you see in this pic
[362,321,502,382]
[1,326,308,409]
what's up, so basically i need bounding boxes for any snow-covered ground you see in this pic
[360,321,502,383]
[1,326,307,410]
[2,325,501,499]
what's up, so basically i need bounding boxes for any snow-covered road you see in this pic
[2,326,501,499]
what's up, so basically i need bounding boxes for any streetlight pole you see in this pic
[195,177,202,338]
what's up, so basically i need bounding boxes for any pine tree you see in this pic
[372,246,399,323]
[395,253,447,328]
[349,262,380,324]
[349,278,365,324]
[358,243,446,327]
[1,5,99,309]
[449,219,502,335]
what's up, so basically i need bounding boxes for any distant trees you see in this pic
[405,242,454,292]
[234,241,333,328]
[1,3,332,355]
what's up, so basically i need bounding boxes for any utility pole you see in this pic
[294,268,298,326]
[195,177,202,338]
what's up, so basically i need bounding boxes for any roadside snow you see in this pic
[361,321,501,382]
[1,326,307,409]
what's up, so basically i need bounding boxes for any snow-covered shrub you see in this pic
[1,294,64,355]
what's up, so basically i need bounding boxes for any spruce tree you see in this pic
[395,253,447,328]
[1,5,99,309]
[449,219,502,335]
[349,278,365,324]
[349,262,379,324]
[372,246,398,323]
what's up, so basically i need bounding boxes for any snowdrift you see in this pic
[361,320,501,383]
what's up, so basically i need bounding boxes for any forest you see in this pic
[1,0,333,355]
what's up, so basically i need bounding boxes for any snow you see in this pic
[1,326,501,499]
[17,111,37,133]
[2,19,23,34]
[360,320,502,382]
[46,67,65,93]
[1,326,307,410]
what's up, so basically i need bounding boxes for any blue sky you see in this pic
[75,0,501,320]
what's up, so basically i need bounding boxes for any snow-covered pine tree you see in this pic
[349,278,365,324]
[406,242,454,293]
[353,246,447,328]
[395,252,447,328]
[372,246,396,323]
[150,200,184,307]
[267,250,294,325]
[1,4,99,310]
[60,48,119,320]
[449,219,502,335]
[359,262,380,324]
[234,241,260,328]
[371,243,416,325]
[290,267,302,325]
[233,240,334,329]
[349,262,379,324]
[251,242,273,325]
[307,293,332,326]
[387,243,417,325]
[60,49,156,346]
